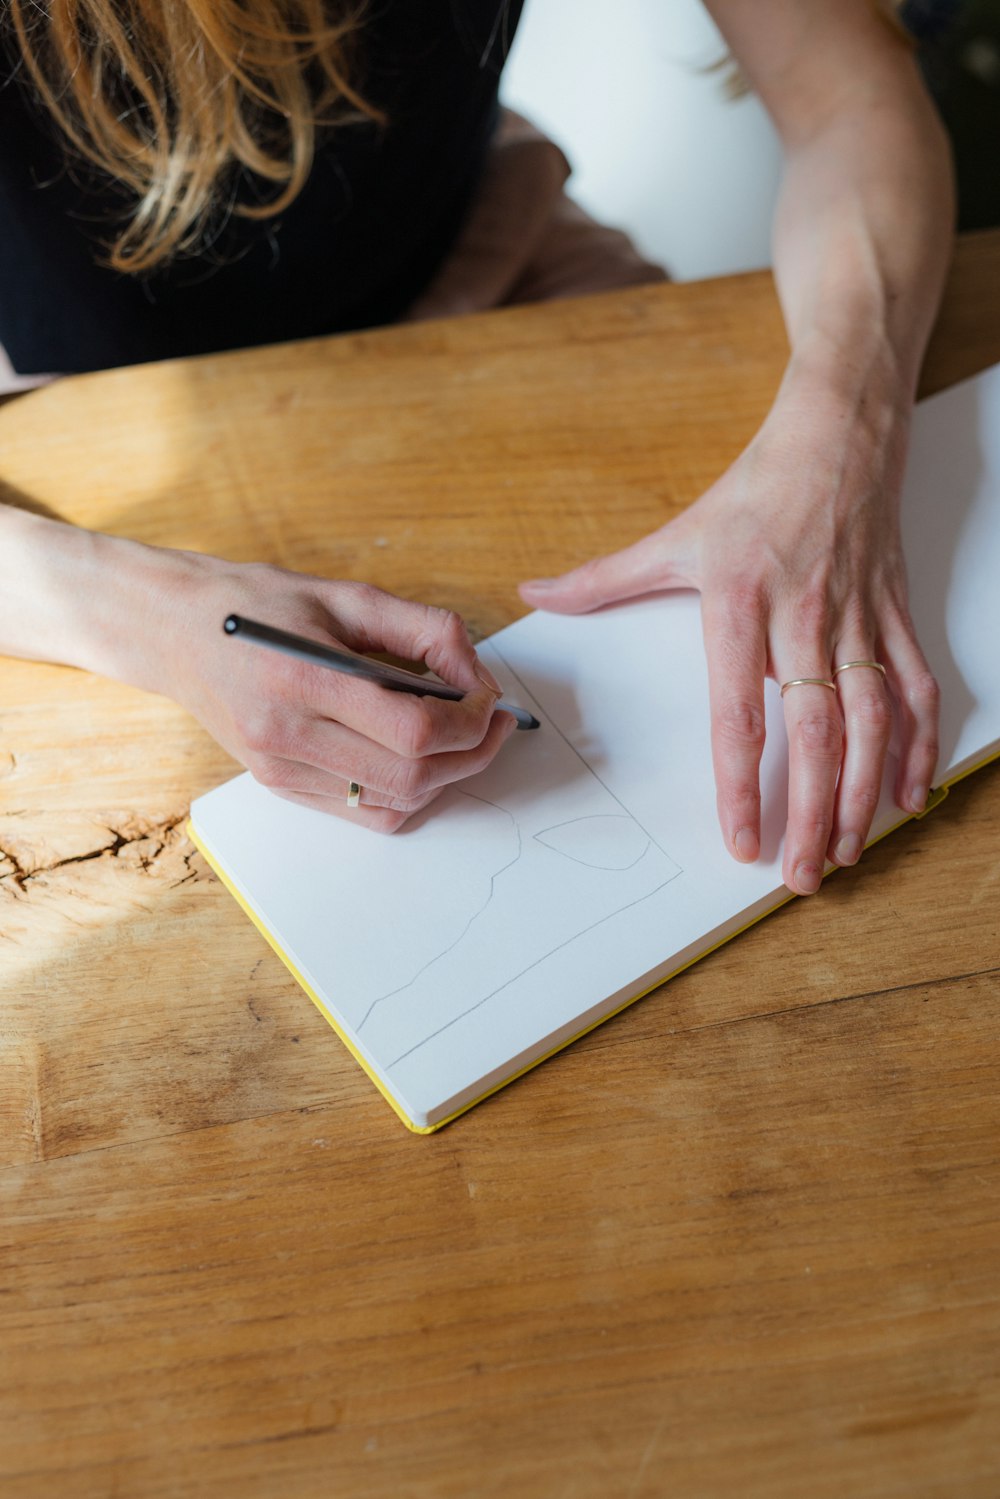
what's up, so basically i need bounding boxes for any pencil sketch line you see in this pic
[489,645,681,870]
[533,814,653,870]
[386,874,680,1070]
[534,832,653,873]
[356,793,523,1031]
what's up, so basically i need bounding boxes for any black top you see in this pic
[0,1,524,374]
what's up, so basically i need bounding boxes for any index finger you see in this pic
[702,594,768,864]
[305,669,505,759]
[327,583,494,697]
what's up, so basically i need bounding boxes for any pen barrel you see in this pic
[223,614,538,728]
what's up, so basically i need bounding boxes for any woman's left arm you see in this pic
[521,0,955,895]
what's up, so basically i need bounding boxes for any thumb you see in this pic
[519,524,692,615]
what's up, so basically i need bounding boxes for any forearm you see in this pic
[772,59,954,418]
[0,501,512,833]
[0,500,188,690]
[704,0,954,438]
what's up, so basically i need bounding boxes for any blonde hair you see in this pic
[8,0,379,273]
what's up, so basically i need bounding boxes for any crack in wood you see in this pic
[0,813,191,899]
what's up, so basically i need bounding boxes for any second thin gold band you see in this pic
[833,660,887,680]
[780,677,836,698]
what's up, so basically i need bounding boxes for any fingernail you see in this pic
[834,833,862,866]
[910,784,928,813]
[794,862,822,896]
[522,577,555,592]
[474,660,502,695]
[734,827,759,862]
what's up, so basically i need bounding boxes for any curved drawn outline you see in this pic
[386,873,676,1069]
[363,648,685,1066]
[357,793,523,1031]
[533,814,652,870]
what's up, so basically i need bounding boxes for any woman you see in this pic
[0,0,953,897]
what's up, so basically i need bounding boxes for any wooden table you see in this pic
[2,232,999,1499]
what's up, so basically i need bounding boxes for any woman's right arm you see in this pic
[0,502,515,829]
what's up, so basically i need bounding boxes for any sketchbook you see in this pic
[188,363,1000,1132]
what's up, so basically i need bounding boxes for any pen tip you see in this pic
[223,615,238,634]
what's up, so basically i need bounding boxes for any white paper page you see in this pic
[191,363,1000,1127]
[895,362,1000,780]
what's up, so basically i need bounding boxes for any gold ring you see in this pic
[346,780,362,809]
[780,677,836,698]
[833,660,887,681]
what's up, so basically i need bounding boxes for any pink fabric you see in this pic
[406,109,667,321]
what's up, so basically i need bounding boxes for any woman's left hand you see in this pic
[519,382,940,896]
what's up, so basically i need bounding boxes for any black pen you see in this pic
[223,614,540,730]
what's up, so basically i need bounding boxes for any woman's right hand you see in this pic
[157,552,517,831]
[0,506,515,832]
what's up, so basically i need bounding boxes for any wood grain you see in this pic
[2,231,999,1498]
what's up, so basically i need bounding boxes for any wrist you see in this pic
[750,344,914,528]
[782,322,914,417]
[80,534,214,695]
[0,503,211,692]
[769,333,913,471]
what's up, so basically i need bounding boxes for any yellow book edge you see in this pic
[185,748,997,1135]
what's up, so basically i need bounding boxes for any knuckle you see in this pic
[795,711,843,759]
[233,710,264,753]
[438,608,468,646]
[841,780,882,820]
[439,698,494,756]
[838,594,871,641]
[718,577,766,626]
[418,606,468,659]
[238,708,286,758]
[792,586,829,638]
[851,689,893,734]
[249,753,289,790]
[383,795,426,814]
[353,581,397,638]
[906,670,941,715]
[723,782,761,816]
[371,809,411,834]
[385,786,439,814]
[344,579,381,614]
[393,703,439,758]
[715,697,766,749]
[386,756,433,803]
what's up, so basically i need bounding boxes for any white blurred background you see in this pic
[500,0,784,281]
